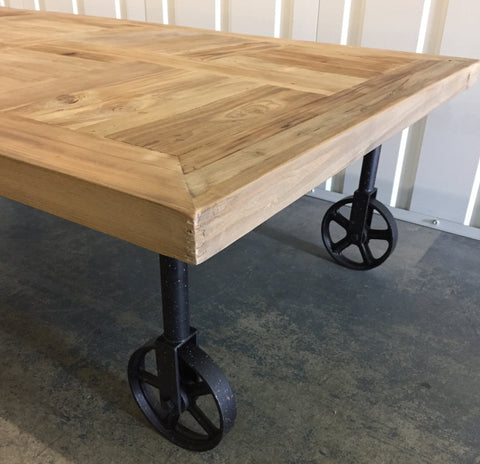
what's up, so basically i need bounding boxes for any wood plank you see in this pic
[23,42,132,63]
[111,85,328,170]
[0,60,167,111]
[12,70,262,135]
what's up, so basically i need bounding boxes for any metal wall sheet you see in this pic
[230,0,276,37]
[174,0,215,29]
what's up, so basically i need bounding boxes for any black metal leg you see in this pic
[128,255,237,451]
[358,145,381,193]
[321,146,398,270]
[159,256,191,344]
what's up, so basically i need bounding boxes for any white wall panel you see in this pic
[410,0,480,225]
[230,0,275,37]
[125,0,146,21]
[43,0,73,13]
[83,0,115,17]
[291,0,319,41]
[362,0,423,51]
[145,0,165,23]
[316,0,344,44]
[174,0,215,29]
[22,0,36,8]
[6,0,26,7]
[343,0,424,205]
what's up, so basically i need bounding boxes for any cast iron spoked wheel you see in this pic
[321,196,398,270]
[128,339,236,451]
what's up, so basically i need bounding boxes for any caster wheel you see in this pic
[321,196,398,270]
[128,339,236,451]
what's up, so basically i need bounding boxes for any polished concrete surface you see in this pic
[0,195,479,464]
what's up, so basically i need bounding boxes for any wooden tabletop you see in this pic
[1,8,479,264]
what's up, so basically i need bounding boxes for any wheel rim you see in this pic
[321,196,398,270]
[128,340,236,451]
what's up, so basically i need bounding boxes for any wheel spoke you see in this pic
[185,380,211,398]
[332,236,351,254]
[359,243,375,266]
[139,368,161,389]
[332,210,350,230]
[368,228,390,241]
[188,402,219,437]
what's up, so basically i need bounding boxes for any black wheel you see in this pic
[128,339,236,451]
[321,196,398,270]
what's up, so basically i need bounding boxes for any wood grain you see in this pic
[1,7,479,264]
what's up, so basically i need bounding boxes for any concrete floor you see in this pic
[0,195,479,464]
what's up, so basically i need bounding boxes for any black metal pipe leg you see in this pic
[358,145,381,193]
[127,255,237,451]
[321,145,398,270]
[159,256,190,344]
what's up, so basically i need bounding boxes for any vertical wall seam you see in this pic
[215,0,221,30]
[168,0,175,24]
[220,0,230,31]
[314,0,321,42]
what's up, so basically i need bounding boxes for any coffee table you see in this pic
[1,7,478,450]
